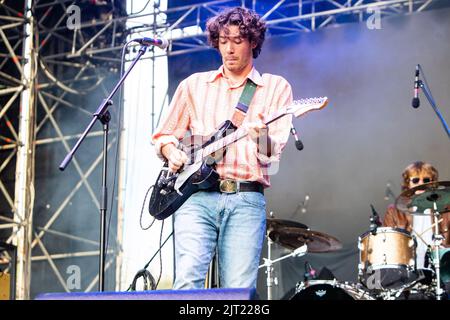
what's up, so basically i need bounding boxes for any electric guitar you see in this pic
[148,97,328,220]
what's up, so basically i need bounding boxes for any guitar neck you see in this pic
[202,109,288,158]
[199,97,328,159]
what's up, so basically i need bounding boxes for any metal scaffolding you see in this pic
[0,0,448,299]
[23,0,446,60]
[0,0,126,299]
[12,0,36,300]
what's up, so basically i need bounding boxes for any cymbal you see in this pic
[268,227,342,253]
[266,218,308,232]
[395,181,450,215]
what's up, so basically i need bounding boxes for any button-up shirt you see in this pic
[151,65,293,187]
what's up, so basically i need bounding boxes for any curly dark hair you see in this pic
[206,7,267,59]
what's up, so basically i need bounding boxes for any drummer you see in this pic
[383,161,450,269]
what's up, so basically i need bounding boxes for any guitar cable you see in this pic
[129,268,156,291]
[126,183,167,291]
[127,219,166,292]
[128,201,169,291]
[155,219,164,289]
[140,184,156,230]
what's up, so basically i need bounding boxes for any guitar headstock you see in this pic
[286,97,328,118]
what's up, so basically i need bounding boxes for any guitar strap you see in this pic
[230,78,257,127]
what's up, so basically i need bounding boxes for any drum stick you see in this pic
[412,218,444,246]
[412,229,429,247]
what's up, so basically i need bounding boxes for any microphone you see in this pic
[290,125,304,151]
[301,195,310,214]
[384,182,395,201]
[369,204,381,235]
[304,261,317,281]
[412,64,420,108]
[133,37,169,49]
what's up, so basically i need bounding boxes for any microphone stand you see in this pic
[59,44,149,291]
[430,201,445,300]
[417,64,450,140]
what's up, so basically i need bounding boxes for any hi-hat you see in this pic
[268,227,342,253]
[395,181,450,215]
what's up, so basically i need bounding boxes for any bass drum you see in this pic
[290,280,374,300]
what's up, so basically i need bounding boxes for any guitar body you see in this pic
[148,120,237,220]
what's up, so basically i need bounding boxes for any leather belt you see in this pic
[209,179,264,195]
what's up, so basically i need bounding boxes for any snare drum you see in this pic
[358,227,416,290]
[290,280,374,300]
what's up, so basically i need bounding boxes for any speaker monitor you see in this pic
[35,287,256,300]
[0,272,10,300]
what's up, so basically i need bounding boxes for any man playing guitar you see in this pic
[152,7,295,290]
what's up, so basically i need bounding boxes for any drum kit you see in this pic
[260,181,450,300]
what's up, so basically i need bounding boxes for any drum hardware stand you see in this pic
[258,239,308,300]
[393,180,450,300]
[430,200,445,300]
[357,236,367,287]
[205,247,220,288]
[381,280,418,300]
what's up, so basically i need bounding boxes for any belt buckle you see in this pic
[219,180,238,194]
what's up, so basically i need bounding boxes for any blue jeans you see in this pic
[173,190,266,289]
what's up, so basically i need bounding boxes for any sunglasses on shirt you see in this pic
[410,177,431,184]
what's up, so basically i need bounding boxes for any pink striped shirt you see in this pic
[151,66,293,187]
